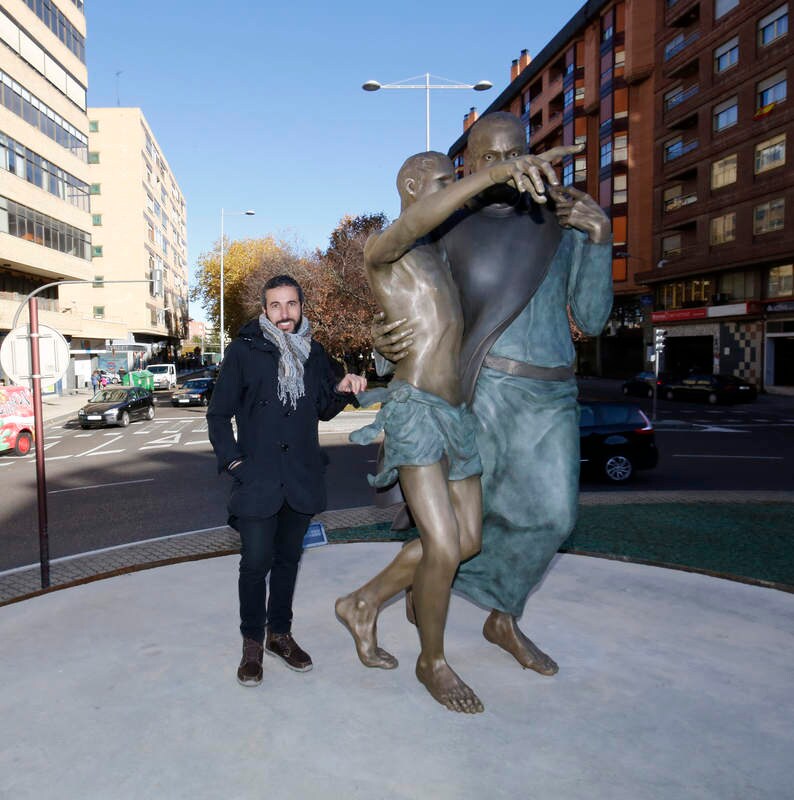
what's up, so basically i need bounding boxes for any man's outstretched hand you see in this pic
[549,185,611,244]
[336,374,367,394]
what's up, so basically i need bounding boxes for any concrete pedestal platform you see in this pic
[1,543,791,799]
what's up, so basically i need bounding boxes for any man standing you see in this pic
[377,112,613,675]
[207,275,366,686]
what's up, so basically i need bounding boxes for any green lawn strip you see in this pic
[565,503,794,587]
[327,503,793,588]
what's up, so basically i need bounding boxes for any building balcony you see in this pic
[663,192,698,213]
[664,84,699,113]
[665,0,700,29]
[664,30,700,62]
[663,138,699,163]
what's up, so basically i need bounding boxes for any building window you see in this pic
[755,134,786,173]
[754,198,785,234]
[711,212,737,244]
[563,161,573,185]
[613,174,627,204]
[715,0,739,20]
[89,120,99,132]
[600,141,612,168]
[711,154,738,188]
[575,156,587,183]
[93,306,105,319]
[92,275,104,288]
[757,71,787,108]
[713,97,738,131]
[613,134,628,162]
[759,5,788,46]
[88,152,100,164]
[0,196,91,259]
[90,183,101,195]
[664,184,697,211]
[766,264,793,297]
[666,33,685,61]
[662,234,682,256]
[714,37,739,72]
[92,214,102,226]
[92,245,103,258]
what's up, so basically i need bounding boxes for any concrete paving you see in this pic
[0,543,792,799]
[1,381,789,797]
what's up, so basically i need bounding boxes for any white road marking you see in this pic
[139,444,173,450]
[81,449,125,457]
[76,435,124,458]
[75,433,93,438]
[692,425,749,433]
[0,461,12,467]
[49,478,155,495]
[672,454,784,460]
[184,440,208,446]
[143,432,182,448]
[133,428,157,435]
[44,455,73,461]
[191,427,208,434]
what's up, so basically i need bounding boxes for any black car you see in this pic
[77,386,156,428]
[579,401,659,483]
[662,373,758,404]
[622,371,676,399]
[171,378,216,407]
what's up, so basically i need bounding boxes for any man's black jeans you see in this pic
[237,505,312,642]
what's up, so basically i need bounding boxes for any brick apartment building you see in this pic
[639,0,793,393]
[449,0,792,391]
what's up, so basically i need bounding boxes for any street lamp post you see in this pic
[362,73,492,152]
[219,208,255,355]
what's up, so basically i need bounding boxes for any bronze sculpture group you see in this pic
[335,112,614,713]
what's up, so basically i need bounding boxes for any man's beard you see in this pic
[277,314,302,332]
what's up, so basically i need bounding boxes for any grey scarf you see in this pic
[258,313,312,409]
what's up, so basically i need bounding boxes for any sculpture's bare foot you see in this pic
[404,587,416,626]
[483,610,558,676]
[335,593,398,669]
[416,658,484,714]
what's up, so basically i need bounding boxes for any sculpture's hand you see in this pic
[549,185,611,244]
[489,144,584,205]
[371,311,414,362]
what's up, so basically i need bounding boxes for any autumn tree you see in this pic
[310,213,388,371]
[191,236,303,343]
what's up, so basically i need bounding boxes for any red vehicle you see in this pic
[0,385,35,456]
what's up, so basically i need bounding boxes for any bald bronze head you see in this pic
[467,112,527,174]
[397,151,455,210]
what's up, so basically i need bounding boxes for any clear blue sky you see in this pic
[85,0,586,321]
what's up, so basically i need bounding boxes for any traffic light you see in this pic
[654,329,667,352]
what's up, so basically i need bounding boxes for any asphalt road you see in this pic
[1,387,793,571]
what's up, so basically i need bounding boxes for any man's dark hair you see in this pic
[261,274,304,305]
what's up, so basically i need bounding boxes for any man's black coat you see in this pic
[207,319,352,522]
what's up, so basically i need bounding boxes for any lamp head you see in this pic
[473,80,493,91]
[362,80,381,91]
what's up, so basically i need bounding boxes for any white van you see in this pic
[147,363,177,389]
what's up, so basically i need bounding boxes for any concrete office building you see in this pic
[0,0,117,389]
[61,107,189,376]
[638,0,793,393]
[449,0,656,376]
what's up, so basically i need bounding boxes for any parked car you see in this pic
[77,386,155,428]
[171,378,215,407]
[147,363,177,389]
[579,401,659,483]
[621,371,676,399]
[662,373,758,404]
[0,385,34,456]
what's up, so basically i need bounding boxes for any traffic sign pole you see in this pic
[29,298,50,588]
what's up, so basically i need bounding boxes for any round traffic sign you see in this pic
[0,324,71,387]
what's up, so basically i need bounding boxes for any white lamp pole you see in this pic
[362,73,492,152]
[219,208,255,355]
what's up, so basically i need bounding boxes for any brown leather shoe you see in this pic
[265,631,313,672]
[237,637,264,686]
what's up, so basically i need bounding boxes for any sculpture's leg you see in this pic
[482,610,559,676]
[335,538,421,669]
[404,474,482,626]
[400,464,483,714]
